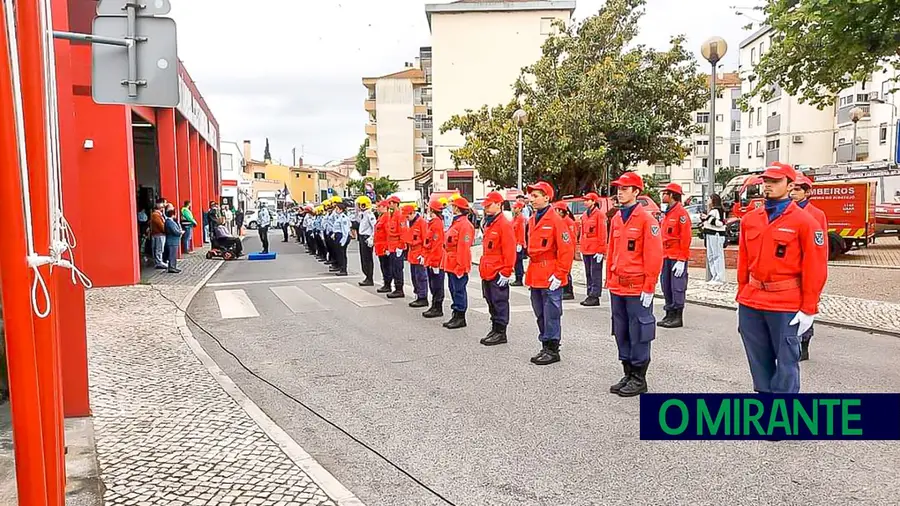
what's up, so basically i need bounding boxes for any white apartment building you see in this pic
[219,140,249,210]
[362,66,430,193]
[832,68,900,164]
[425,0,576,200]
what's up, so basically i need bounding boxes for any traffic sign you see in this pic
[97,0,172,16]
[91,16,179,107]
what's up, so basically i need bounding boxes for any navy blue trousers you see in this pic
[390,253,404,290]
[410,264,428,300]
[481,278,510,327]
[378,255,392,286]
[427,268,445,305]
[660,258,688,311]
[583,255,604,297]
[738,305,801,393]
[514,250,525,282]
[448,273,468,312]
[530,287,563,342]
[610,294,655,366]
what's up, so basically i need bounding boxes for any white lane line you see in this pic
[323,283,391,308]
[214,289,260,319]
[207,275,362,288]
[270,286,328,314]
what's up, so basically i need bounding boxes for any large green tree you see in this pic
[746,0,900,108]
[355,138,370,176]
[348,176,399,200]
[439,0,707,196]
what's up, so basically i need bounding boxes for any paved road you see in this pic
[187,233,900,506]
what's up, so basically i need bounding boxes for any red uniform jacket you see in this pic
[802,201,828,231]
[513,214,527,248]
[579,206,608,256]
[606,205,664,296]
[737,202,828,315]
[479,214,516,281]
[443,215,475,277]
[387,210,409,251]
[406,216,428,265]
[373,213,390,257]
[423,217,445,269]
[661,202,693,261]
[524,208,576,288]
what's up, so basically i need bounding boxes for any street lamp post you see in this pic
[513,109,528,191]
[849,106,866,162]
[700,36,728,203]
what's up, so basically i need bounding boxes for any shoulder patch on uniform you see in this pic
[464,234,471,243]
[650,225,660,236]
[561,232,571,243]
[814,230,825,246]
[679,215,687,224]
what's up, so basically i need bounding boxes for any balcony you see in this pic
[836,141,869,162]
[414,137,428,153]
[365,123,377,135]
[766,114,781,134]
[695,124,709,135]
[694,145,709,157]
[765,148,780,166]
[654,173,671,183]
[837,104,870,124]
[364,99,375,112]
[414,103,428,114]
[693,167,708,185]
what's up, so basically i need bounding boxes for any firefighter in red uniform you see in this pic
[737,162,828,393]
[478,191,517,346]
[374,201,393,293]
[553,202,578,301]
[442,196,476,329]
[525,182,576,366]
[405,204,429,308]
[511,202,527,286]
[422,198,447,318]
[385,196,408,299]
[789,174,829,361]
[579,192,607,307]
[606,171,664,397]
[657,183,693,329]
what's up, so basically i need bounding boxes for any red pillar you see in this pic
[176,114,193,250]
[17,0,66,502]
[189,128,202,248]
[199,140,209,213]
[52,0,89,418]
[208,144,218,204]
[157,109,179,204]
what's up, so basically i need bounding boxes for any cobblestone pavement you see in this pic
[473,246,900,335]
[86,259,339,505]
[830,240,900,268]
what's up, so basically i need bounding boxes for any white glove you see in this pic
[516,244,523,253]
[673,260,686,278]
[640,292,654,308]
[548,275,562,291]
[736,306,740,329]
[366,236,374,248]
[594,253,604,263]
[790,312,815,336]
[432,267,441,275]
[417,256,425,264]
[396,249,403,257]
[497,274,511,287]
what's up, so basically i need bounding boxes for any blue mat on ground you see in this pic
[248,252,276,261]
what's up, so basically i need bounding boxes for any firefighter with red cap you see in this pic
[404,204,429,308]
[790,174,827,361]
[553,202,578,300]
[606,171,664,397]
[374,200,393,292]
[384,196,408,298]
[478,191,517,346]
[422,198,447,318]
[657,182,693,328]
[737,162,828,393]
[442,196,476,329]
[525,181,576,365]
[579,192,607,306]
[511,201,527,286]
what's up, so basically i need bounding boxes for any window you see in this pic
[253,172,265,179]
[701,158,709,168]
[730,143,740,155]
[747,143,752,159]
[715,158,722,167]
[731,98,738,110]
[716,136,724,144]
[715,114,724,122]
[731,119,741,132]
[766,139,780,150]
[221,153,233,171]
[295,173,300,178]
[751,48,756,64]
[540,17,555,35]
[696,140,709,146]
[755,140,761,155]
[756,108,762,126]
[880,123,888,144]
[759,41,765,55]
[308,174,312,179]
[882,80,893,98]
[682,183,691,193]
[857,93,870,103]
[749,109,754,125]
[696,112,710,123]
[318,172,327,180]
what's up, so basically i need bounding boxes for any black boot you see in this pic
[358,279,374,287]
[800,340,810,361]
[530,342,549,363]
[533,340,560,365]
[510,279,524,287]
[422,301,443,318]
[444,311,467,330]
[562,290,575,301]
[409,298,428,308]
[387,288,405,299]
[658,308,684,329]
[618,361,649,397]
[481,323,508,346]
[377,284,392,293]
[580,296,600,307]
[657,309,674,327]
[609,361,632,394]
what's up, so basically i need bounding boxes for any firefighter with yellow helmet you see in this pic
[355,195,377,286]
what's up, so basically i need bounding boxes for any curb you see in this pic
[173,261,366,506]
[828,261,900,270]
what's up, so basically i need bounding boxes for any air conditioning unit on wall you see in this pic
[792,135,804,143]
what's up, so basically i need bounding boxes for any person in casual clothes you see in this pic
[234,207,245,237]
[150,200,167,269]
[701,193,727,284]
[163,208,183,273]
[213,223,243,257]
[180,201,198,254]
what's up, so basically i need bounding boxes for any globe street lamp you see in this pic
[513,109,528,191]
[849,106,866,162]
[700,36,728,203]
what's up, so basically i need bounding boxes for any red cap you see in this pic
[526,181,555,201]
[452,196,470,210]
[483,191,505,206]
[582,192,600,202]
[387,195,401,204]
[795,174,813,188]
[401,204,416,216]
[663,182,684,195]
[376,200,387,207]
[512,202,525,210]
[552,201,569,212]
[428,199,444,212]
[610,171,644,190]
[762,162,797,182]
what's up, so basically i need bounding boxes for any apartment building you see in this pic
[362,65,430,193]
[832,68,900,164]
[425,0,576,200]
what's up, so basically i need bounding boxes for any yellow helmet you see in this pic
[438,197,449,205]
[356,195,372,207]
[315,206,324,214]
[450,193,461,201]
[331,196,343,203]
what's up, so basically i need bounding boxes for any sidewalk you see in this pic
[89,253,360,505]
[471,246,900,336]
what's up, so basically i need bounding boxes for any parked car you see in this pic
[684,203,706,229]
[244,209,258,229]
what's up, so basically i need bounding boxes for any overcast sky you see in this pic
[169,0,764,166]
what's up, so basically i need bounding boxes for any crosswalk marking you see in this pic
[323,283,391,308]
[214,289,260,319]
[269,286,327,314]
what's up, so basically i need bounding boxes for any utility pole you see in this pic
[292,147,296,167]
